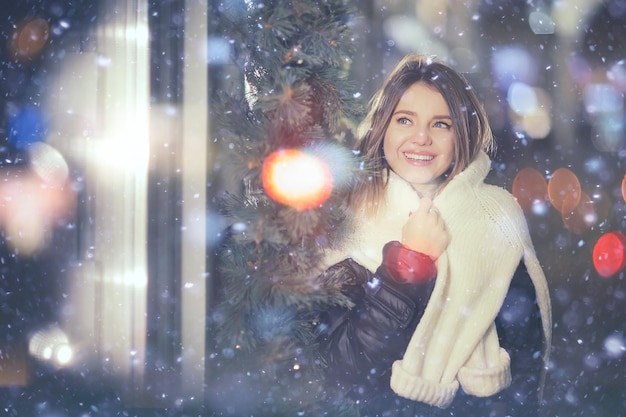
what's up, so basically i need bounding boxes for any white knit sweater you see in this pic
[334,152,552,408]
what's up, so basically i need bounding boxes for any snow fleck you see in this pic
[583,352,601,370]
[604,333,626,359]
[96,54,112,67]
[232,222,247,232]
[366,277,381,292]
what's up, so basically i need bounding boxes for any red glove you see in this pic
[382,241,437,285]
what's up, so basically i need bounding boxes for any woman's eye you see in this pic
[433,120,451,129]
[397,117,411,125]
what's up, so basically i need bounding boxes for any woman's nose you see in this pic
[412,128,431,145]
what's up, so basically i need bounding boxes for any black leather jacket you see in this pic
[317,257,543,417]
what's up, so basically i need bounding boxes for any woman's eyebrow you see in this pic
[392,109,416,116]
[392,109,452,120]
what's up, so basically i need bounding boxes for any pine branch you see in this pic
[257,76,314,132]
[211,0,365,414]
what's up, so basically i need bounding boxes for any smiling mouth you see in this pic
[404,153,434,162]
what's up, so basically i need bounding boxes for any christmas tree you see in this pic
[208,0,364,414]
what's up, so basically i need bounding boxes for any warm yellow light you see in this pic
[28,326,74,368]
[262,148,333,211]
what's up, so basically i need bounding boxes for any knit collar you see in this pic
[435,151,490,198]
[338,151,493,273]
[386,150,491,203]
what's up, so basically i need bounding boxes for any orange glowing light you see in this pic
[0,171,76,254]
[593,231,626,278]
[587,185,611,223]
[10,18,50,61]
[512,167,548,213]
[547,168,581,213]
[261,148,333,211]
[561,191,596,235]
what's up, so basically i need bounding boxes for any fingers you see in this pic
[402,197,449,258]
[416,197,432,214]
[412,198,441,228]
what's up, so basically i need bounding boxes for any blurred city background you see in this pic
[0,0,625,416]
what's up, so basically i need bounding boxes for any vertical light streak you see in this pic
[47,9,151,394]
[181,0,209,404]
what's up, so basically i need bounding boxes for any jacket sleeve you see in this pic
[317,243,435,394]
[495,262,544,413]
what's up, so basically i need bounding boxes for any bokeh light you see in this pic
[512,167,548,214]
[583,83,625,151]
[590,112,624,152]
[622,174,626,203]
[29,142,70,187]
[507,83,552,139]
[604,333,626,359]
[584,83,623,114]
[10,18,50,61]
[528,11,555,35]
[547,167,581,213]
[521,89,552,139]
[587,184,611,223]
[491,46,537,90]
[262,148,333,211]
[28,326,74,368]
[593,231,626,278]
[8,106,49,150]
[561,191,596,235]
[552,1,587,38]
[607,60,626,92]
[0,172,75,255]
[508,82,538,116]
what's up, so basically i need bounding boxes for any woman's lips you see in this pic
[403,152,435,162]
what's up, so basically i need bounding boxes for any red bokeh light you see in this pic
[593,231,626,278]
[261,148,333,211]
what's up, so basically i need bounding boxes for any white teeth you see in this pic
[404,153,433,161]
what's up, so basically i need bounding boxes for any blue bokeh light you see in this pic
[7,105,48,150]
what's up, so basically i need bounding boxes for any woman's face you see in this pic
[383,82,456,197]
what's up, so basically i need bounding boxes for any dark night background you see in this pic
[0,0,625,416]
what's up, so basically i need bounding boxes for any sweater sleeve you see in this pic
[317,248,435,395]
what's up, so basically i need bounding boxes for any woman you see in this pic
[316,54,552,416]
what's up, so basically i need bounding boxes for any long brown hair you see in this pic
[350,54,495,212]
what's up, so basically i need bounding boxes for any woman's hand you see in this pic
[401,197,450,259]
